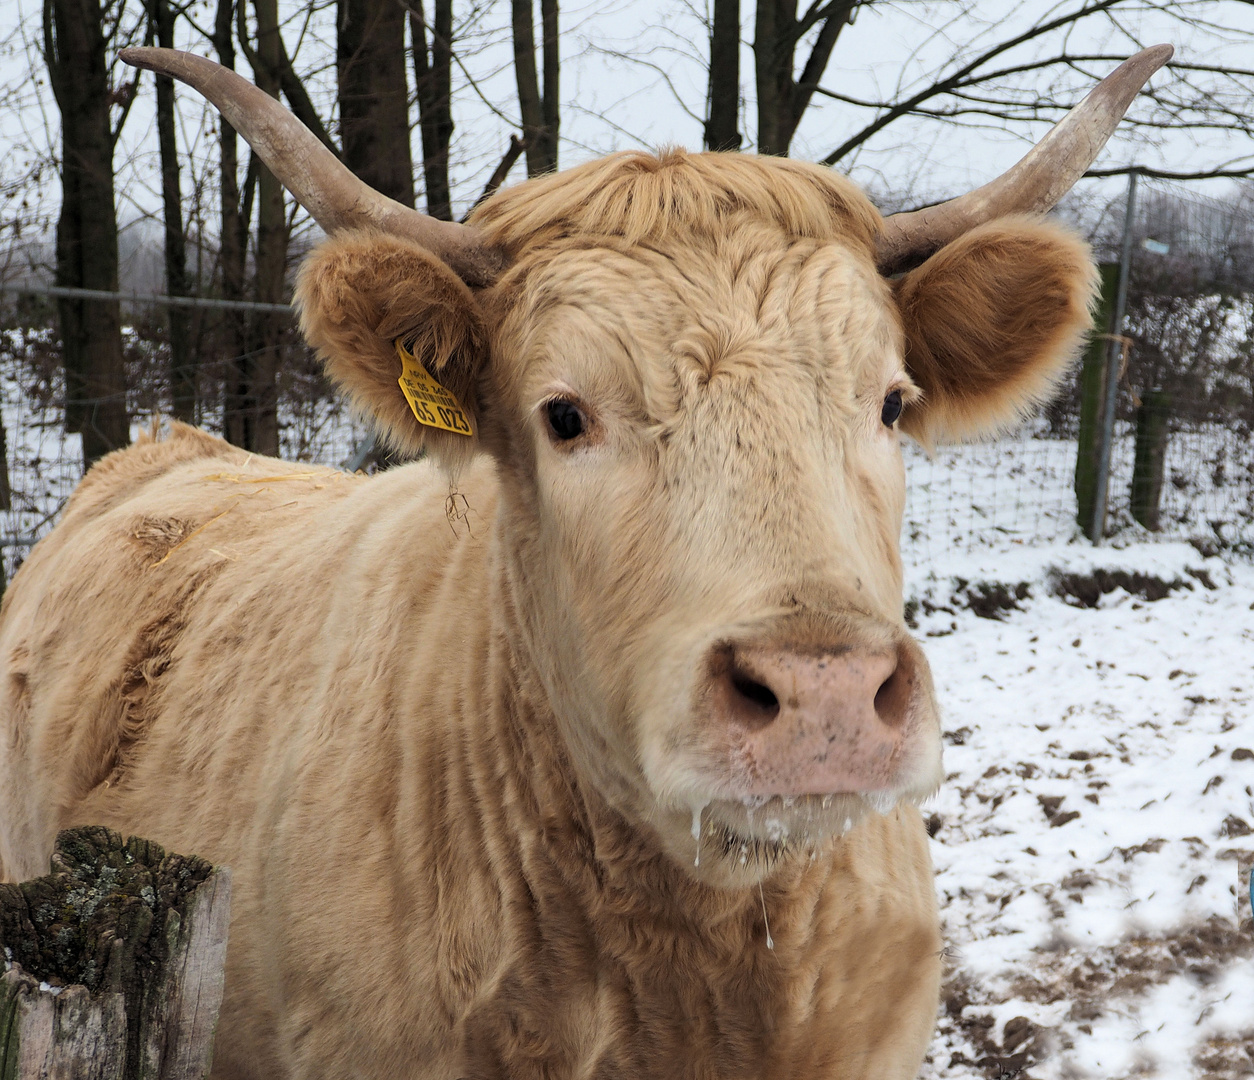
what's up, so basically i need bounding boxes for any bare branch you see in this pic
[821,0,1127,166]
[234,0,338,157]
[463,134,526,220]
[1086,164,1254,180]
[791,0,856,130]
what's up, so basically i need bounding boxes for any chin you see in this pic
[675,786,929,886]
[705,792,869,856]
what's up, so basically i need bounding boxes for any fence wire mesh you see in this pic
[904,177,1254,565]
[2,175,1253,580]
[0,316,372,582]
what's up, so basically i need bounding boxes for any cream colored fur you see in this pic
[0,149,1097,1079]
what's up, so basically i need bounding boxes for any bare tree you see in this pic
[512,0,559,177]
[410,0,454,220]
[210,0,255,450]
[230,1,336,156]
[753,0,855,156]
[691,0,1254,183]
[147,0,193,423]
[705,0,742,151]
[243,0,286,457]
[43,0,139,467]
[339,0,415,207]
[813,2,1254,178]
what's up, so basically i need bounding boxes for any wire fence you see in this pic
[0,332,1245,583]
[0,310,371,581]
[2,176,1253,580]
[900,418,1254,566]
[905,176,1254,565]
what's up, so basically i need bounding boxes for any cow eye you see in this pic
[881,390,903,427]
[545,399,585,441]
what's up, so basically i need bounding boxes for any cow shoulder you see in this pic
[59,422,236,526]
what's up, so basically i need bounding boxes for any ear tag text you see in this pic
[394,338,473,436]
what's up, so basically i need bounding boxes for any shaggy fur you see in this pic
[297,229,488,468]
[468,148,882,252]
[0,149,1098,1080]
[894,217,1099,445]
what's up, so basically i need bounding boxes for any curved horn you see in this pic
[119,47,508,287]
[876,45,1173,276]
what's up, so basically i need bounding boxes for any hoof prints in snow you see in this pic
[913,544,1254,1079]
[937,919,1254,1080]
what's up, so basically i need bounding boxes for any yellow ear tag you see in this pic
[394,338,473,436]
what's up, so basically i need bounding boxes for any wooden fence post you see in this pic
[1075,263,1121,539]
[1130,387,1171,531]
[0,826,230,1080]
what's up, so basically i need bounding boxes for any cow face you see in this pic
[299,152,1095,884]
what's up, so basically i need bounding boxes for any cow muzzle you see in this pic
[701,623,938,801]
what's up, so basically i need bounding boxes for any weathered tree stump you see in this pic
[0,827,230,1080]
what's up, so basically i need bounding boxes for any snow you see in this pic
[900,426,1254,562]
[910,540,1254,1078]
[0,332,1249,1073]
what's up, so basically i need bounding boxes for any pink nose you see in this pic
[706,639,921,797]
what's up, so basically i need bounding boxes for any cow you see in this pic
[0,45,1169,1080]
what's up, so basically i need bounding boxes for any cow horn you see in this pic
[875,45,1173,276]
[119,47,509,288]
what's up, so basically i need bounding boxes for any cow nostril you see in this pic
[873,662,910,727]
[731,674,780,717]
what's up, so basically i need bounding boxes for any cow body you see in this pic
[0,429,939,1078]
[0,149,1099,1078]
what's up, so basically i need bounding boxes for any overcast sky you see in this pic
[3,0,1254,267]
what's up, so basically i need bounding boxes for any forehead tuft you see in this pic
[467,149,882,254]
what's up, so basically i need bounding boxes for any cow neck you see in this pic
[483,522,826,973]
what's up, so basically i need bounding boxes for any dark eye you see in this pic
[545,399,585,441]
[881,390,903,427]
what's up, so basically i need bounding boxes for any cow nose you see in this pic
[722,646,905,729]
[707,639,922,797]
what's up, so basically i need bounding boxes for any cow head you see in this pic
[123,47,1167,885]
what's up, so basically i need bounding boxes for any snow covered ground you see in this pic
[0,336,1250,1075]
[909,542,1254,1079]
[900,428,1254,564]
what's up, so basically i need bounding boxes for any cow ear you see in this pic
[296,229,489,468]
[892,218,1098,446]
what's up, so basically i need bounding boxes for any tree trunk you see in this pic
[247,0,285,458]
[512,0,558,177]
[0,827,230,1080]
[211,0,252,450]
[705,0,741,151]
[752,0,787,156]
[44,0,130,468]
[540,0,558,172]
[150,0,194,424]
[753,0,854,157]
[410,0,454,220]
[0,418,11,513]
[337,0,415,208]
